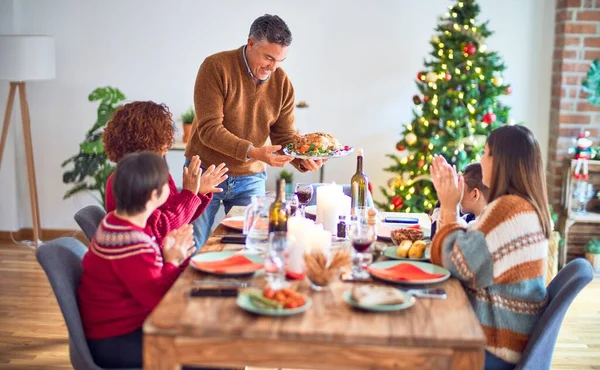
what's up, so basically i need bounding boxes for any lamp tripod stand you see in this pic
[0,82,42,247]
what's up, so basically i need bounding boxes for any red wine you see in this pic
[295,190,312,205]
[352,240,371,252]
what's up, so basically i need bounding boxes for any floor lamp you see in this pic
[0,35,56,248]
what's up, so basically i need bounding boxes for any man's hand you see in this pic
[299,158,327,172]
[248,145,293,167]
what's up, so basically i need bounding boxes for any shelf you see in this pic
[566,211,600,223]
[170,140,186,151]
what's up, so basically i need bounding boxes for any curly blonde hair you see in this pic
[103,101,174,162]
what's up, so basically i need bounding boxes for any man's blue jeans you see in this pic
[184,158,267,249]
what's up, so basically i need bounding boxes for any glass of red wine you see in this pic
[347,218,376,279]
[294,183,313,218]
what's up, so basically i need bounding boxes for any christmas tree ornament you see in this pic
[391,195,403,210]
[482,112,496,124]
[396,142,405,151]
[423,95,430,102]
[418,72,427,81]
[444,73,452,81]
[426,72,438,82]
[412,95,422,105]
[505,85,512,95]
[572,131,593,180]
[492,77,503,87]
[418,160,425,167]
[463,42,477,55]
[405,132,418,146]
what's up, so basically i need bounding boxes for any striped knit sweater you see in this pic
[78,212,182,339]
[431,195,548,364]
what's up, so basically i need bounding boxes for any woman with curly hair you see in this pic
[103,101,228,246]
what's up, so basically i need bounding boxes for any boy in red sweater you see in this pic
[103,101,228,246]
[78,152,195,368]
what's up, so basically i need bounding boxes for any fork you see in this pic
[192,279,252,288]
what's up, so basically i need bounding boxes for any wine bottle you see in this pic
[350,148,369,209]
[269,179,288,232]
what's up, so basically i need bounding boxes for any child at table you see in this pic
[78,152,196,368]
[102,101,228,247]
[430,162,489,238]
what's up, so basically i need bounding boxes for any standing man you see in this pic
[185,14,324,247]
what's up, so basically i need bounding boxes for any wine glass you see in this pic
[573,181,596,214]
[286,193,299,217]
[265,231,289,290]
[294,183,313,218]
[347,217,376,279]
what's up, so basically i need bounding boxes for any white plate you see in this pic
[219,216,245,231]
[283,146,354,160]
[342,290,416,312]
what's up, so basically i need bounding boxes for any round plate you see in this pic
[283,146,354,160]
[383,245,431,261]
[220,216,245,231]
[236,290,312,316]
[377,224,431,241]
[342,290,416,312]
[190,251,264,277]
[368,260,450,285]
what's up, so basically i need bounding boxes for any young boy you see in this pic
[78,152,196,368]
[431,163,489,238]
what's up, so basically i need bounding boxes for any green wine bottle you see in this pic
[351,148,369,209]
[269,179,288,232]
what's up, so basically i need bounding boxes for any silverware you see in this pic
[192,279,252,288]
[400,288,447,299]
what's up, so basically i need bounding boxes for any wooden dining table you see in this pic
[143,206,486,370]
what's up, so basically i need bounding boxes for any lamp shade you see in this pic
[0,35,55,81]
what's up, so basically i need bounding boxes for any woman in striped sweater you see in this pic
[430,125,551,370]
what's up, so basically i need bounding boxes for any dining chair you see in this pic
[36,237,140,370]
[74,205,106,241]
[516,258,593,370]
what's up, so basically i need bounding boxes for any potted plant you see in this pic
[61,87,126,209]
[278,169,294,195]
[585,239,600,274]
[181,106,195,143]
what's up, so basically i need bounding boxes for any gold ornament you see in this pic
[405,132,418,146]
[492,77,503,87]
[426,72,438,82]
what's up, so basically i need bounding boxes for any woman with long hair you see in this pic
[430,125,550,370]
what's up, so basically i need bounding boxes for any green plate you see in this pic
[368,260,450,285]
[383,245,430,261]
[236,290,312,316]
[190,251,264,277]
[342,290,416,312]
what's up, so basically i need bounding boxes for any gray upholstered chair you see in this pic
[36,237,140,370]
[516,258,593,370]
[74,205,106,241]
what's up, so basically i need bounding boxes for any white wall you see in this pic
[0,0,555,231]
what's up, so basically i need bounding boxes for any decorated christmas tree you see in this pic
[378,0,511,213]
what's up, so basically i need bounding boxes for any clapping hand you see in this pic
[430,155,464,209]
[199,163,228,195]
[162,225,195,266]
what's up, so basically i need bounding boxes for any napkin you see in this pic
[368,263,445,281]
[192,255,263,274]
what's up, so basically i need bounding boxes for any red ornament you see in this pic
[396,143,406,151]
[418,160,425,167]
[483,112,497,124]
[444,73,452,81]
[417,72,427,81]
[423,95,430,102]
[391,196,403,209]
[463,42,477,55]
[505,85,512,95]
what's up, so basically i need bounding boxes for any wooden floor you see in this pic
[0,241,599,370]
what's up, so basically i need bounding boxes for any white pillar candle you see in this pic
[316,183,344,233]
[286,216,314,276]
[309,226,332,252]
